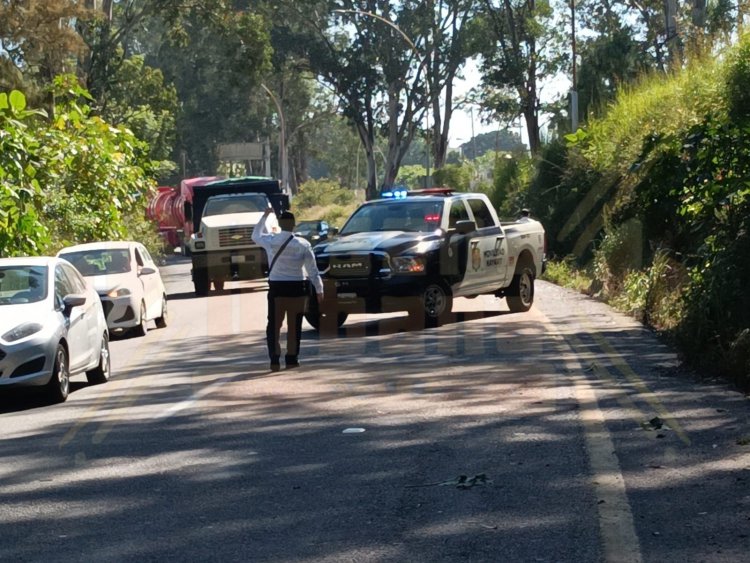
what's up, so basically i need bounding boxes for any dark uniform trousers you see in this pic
[266,280,309,364]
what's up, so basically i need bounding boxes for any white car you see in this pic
[0,257,111,403]
[58,241,168,337]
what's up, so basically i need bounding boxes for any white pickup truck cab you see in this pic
[307,188,546,328]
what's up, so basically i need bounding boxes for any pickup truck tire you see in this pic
[193,268,209,296]
[414,281,452,328]
[304,307,348,332]
[506,267,535,313]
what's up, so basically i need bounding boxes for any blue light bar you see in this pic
[381,188,408,199]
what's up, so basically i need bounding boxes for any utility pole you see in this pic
[570,0,579,132]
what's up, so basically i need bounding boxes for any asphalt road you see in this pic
[1,256,748,563]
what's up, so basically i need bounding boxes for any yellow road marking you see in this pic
[537,309,642,563]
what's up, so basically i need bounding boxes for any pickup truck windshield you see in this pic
[203,194,269,216]
[341,200,443,234]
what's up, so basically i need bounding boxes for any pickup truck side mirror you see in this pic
[454,220,476,235]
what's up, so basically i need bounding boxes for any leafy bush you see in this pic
[432,163,472,191]
[292,178,362,227]
[0,79,158,258]
[541,258,593,294]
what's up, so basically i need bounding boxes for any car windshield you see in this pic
[60,249,132,276]
[295,221,319,234]
[340,201,443,235]
[0,265,48,305]
[204,194,269,216]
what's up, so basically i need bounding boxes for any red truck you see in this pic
[145,176,223,254]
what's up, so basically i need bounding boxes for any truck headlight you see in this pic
[391,256,426,273]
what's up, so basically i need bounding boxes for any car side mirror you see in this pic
[139,266,156,276]
[329,227,339,236]
[62,294,86,315]
[454,220,476,235]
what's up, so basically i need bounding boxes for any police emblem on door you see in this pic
[471,241,481,271]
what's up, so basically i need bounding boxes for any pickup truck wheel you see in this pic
[418,282,452,328]
[507,267,535,313]
[193,268,209,296]
[304,292,348,331]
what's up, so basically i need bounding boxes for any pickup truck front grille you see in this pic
[325,253,389,278]
[218,226,254,247]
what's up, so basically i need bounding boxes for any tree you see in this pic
[0,0,95,111]
[475,0,562,155]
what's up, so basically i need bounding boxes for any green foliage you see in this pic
[396,165,427,190]
[541,259,593,294]
[292,178,362,226]
[433,163,472,191]
[0,83,157,257]
[725,33,750,119]
[531,34,750,388]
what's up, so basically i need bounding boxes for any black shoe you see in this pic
[285,361,300,369]
[270,363,281,372]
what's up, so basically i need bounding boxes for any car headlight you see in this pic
[106,288,131,297]
[391,256,426,273]
[3,322,43,342]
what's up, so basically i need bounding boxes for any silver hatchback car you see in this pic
[0,257,111,403]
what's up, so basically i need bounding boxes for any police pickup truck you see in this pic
[305,188,546,329]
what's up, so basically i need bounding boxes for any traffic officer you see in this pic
[252,207,324,371]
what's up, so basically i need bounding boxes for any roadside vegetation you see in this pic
[533,35,750,390]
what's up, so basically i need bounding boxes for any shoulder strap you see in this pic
[268,233,295,274]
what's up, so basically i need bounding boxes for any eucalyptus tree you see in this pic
[0,0,95,109]
[474,0,563,155]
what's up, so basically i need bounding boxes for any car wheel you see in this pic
[155,295,168,328]
[46,344,70,403]
[133,301,148,336]
[416,281,452,328]
[304,292,348,331]
[506,267,535,313]
[86,333,111,384]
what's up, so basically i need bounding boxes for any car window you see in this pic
[135,248,145,267]
[448,200,470,228]
[139,246,154,265]
[341,201,443,234]
[467,198,494,229]
[61,263,87,293]
[61,249,131,275]
[55,264,76,309]
[0,265,48,305]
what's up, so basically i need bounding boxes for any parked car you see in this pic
[294,220,332,244]
[58,241,168,337]
[0,256,111,402]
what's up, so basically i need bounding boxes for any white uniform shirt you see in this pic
[252,212,324,295]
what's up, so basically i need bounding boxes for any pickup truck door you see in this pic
[464,198,509,292]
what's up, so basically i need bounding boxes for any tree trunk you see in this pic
[356,122,378,200]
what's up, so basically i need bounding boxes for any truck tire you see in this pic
[193,268,209,296]
[414,281,452,328]
[506,267,535,313]
[304,292,348,332]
